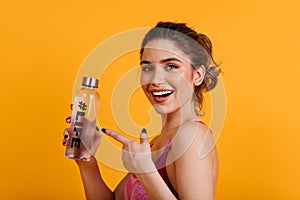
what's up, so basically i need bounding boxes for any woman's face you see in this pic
[140,39,200,115]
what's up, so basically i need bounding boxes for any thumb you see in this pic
[140,128,148,144]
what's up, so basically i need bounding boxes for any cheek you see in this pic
[169,76,194,101]
[141,85,147,94]
[140,76,148,92]
[140,83,151,101]
[168,74,194,91]
[140,73,152,86]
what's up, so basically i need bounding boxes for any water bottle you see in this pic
[65,77,100,161]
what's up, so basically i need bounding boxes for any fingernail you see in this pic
[63,141,66,146]
[96,126,100,131]
[101,128,106,133]
[65,117,71,122]
[64,134,68,139]
[70,104,73,110]
[142,128,147,134]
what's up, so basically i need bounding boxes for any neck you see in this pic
[161,101,198,134]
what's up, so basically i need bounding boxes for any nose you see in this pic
[151,66,165,86]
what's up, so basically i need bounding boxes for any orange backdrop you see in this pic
[1,0,299,199]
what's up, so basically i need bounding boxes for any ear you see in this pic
[193,65,206,86]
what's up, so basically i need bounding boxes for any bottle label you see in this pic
[71,101,87,148]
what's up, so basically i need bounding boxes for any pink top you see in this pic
[124,119,206,200]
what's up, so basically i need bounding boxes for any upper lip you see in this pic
[150,88,173,92]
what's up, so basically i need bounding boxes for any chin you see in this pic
[152,104,178,115]
[153,106,167,115]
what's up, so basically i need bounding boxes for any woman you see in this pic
[63,21,220,199]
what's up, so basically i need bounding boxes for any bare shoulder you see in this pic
[170,122,219,198]
[170,121,218,162]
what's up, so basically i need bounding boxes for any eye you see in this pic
[166,64,179,71]
[142,66,153,72]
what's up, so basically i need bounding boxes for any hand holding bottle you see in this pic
[63,111,102,160]
[64,77,101,161]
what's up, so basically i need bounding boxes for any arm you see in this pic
[174,124,219,199]
[63,111,125,200]
[78,157,131,200]
[76,157,114,200]
[63,127,114,200]
[113,173,130,200]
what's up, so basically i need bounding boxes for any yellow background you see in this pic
[1,0,299,199]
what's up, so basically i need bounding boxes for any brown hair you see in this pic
[140,21,221,115]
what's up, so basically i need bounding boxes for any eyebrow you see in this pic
[140,58,182,65]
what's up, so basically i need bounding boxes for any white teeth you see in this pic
[153,91,172,96]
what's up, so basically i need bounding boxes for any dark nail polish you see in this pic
[65,117,71,122]
[96,126,100,131]
[101,128,106,133]
[64,134,68,139]
[63,141,66,145]
[70,104,73,110]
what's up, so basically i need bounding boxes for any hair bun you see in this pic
[196,34,221,91]
[198,33,213,55]
[201,65,221,92]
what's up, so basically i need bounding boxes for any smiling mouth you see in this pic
[152,90,174,98]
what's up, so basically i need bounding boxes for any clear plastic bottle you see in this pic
[65,77,100,161]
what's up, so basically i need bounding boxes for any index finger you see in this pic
[102,128,130,145]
